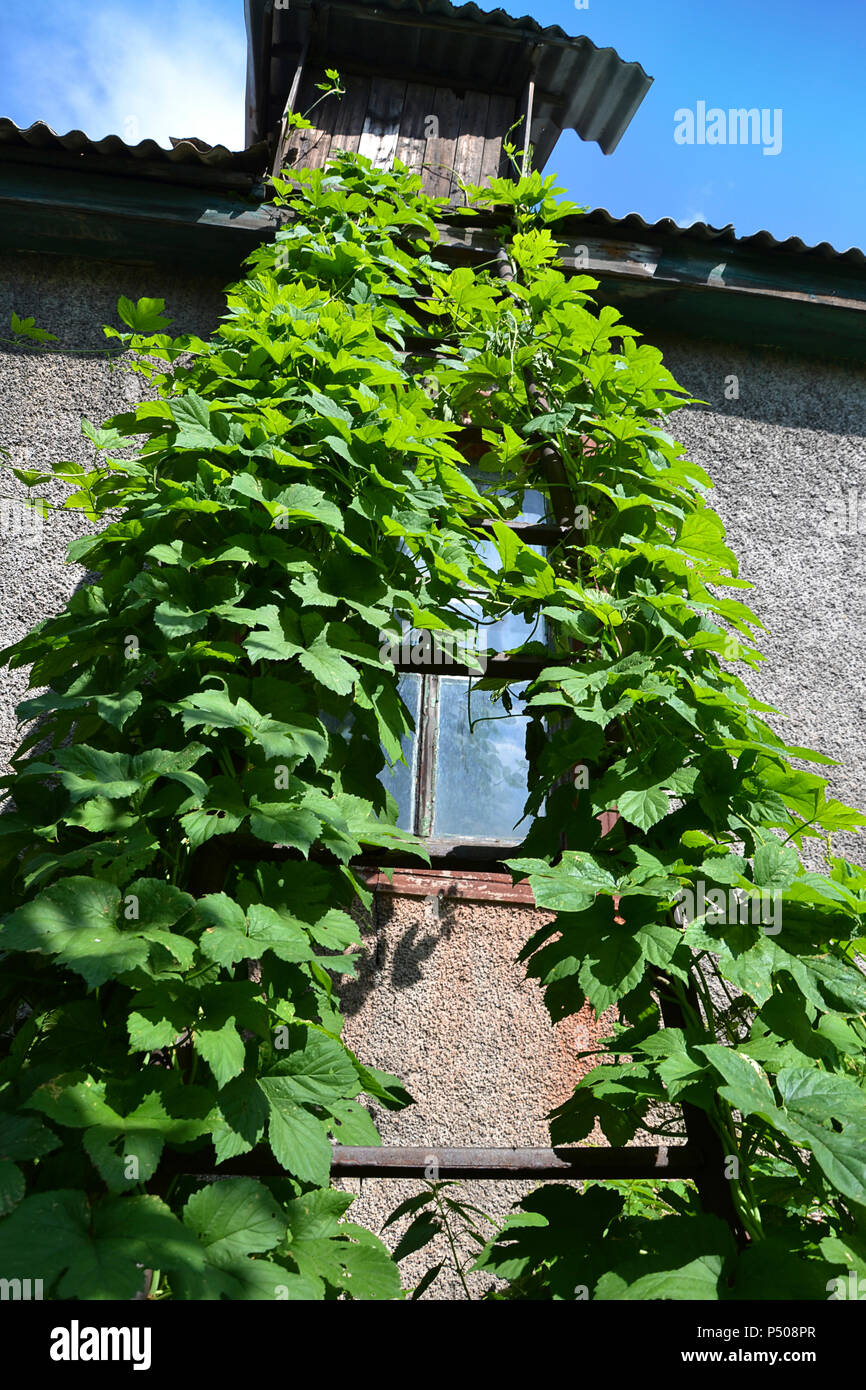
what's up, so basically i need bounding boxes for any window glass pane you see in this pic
[468,489,546,570]
[366,483,552,848]
[470,535,544,570]
[472,482,547,522]
[378,673,421,830]
[515,488,547,523]
[432,678,531,840]
[457,486,549,653]
[449,595,543,653]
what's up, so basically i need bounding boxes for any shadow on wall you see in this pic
[337,890,608,1152]
[340,894,455,1017]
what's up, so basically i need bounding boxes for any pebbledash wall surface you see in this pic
[2,148,866,1295]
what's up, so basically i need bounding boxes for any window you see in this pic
[378,486,556,858]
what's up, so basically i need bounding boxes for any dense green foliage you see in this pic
[2,151,866,1299]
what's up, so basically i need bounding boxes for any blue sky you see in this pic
[0,0,862,252]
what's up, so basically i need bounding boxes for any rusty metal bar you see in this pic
[331,1144,699,1179]
[361,865,535,904]
[157,1144,701,1185]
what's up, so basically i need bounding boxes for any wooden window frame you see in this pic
[373,513,578,867]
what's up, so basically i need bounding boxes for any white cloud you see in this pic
[8,2,246,149]
[675,210,707,228]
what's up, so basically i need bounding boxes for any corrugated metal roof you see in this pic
[247,0,653,158]
[3,122,862,270]
[0,118,268,182]
[529,41,652,165]
[556,207,866,269]
[282,0,645,49]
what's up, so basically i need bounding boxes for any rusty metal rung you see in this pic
[329,1144,699,1180]
[159,1144,701,1185]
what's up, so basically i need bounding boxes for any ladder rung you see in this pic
[156,1144,701,1184]
[329,1144,700,1179]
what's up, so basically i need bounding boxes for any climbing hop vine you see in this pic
[2,149,866,1301]
[447,174,866,1302]
[0,154,513,1298]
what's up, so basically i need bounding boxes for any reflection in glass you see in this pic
[450,594,543,654]
[459,487,548,653]
[378,673,420,831]
[432,678,530,839]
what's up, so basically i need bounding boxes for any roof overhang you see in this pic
[438,210,866,361]
[0,118,267,191]
[244,0,653,163]
[0,120,273,273]
[1,116,863,361]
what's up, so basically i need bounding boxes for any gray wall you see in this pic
[337,890,602,1298]
[4,252,866,1297]
[0,252,227,760]
[658,334,866,874]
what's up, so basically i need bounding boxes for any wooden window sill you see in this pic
[359,865,536,905]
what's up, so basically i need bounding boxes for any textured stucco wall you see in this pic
[655,334,866,874]
[336,891,602,1298]
[4,250,866,1299]
[0,251,227,767]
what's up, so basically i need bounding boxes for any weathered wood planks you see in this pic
[282,71,516,196]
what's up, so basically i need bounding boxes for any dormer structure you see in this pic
[244,0,653,195]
